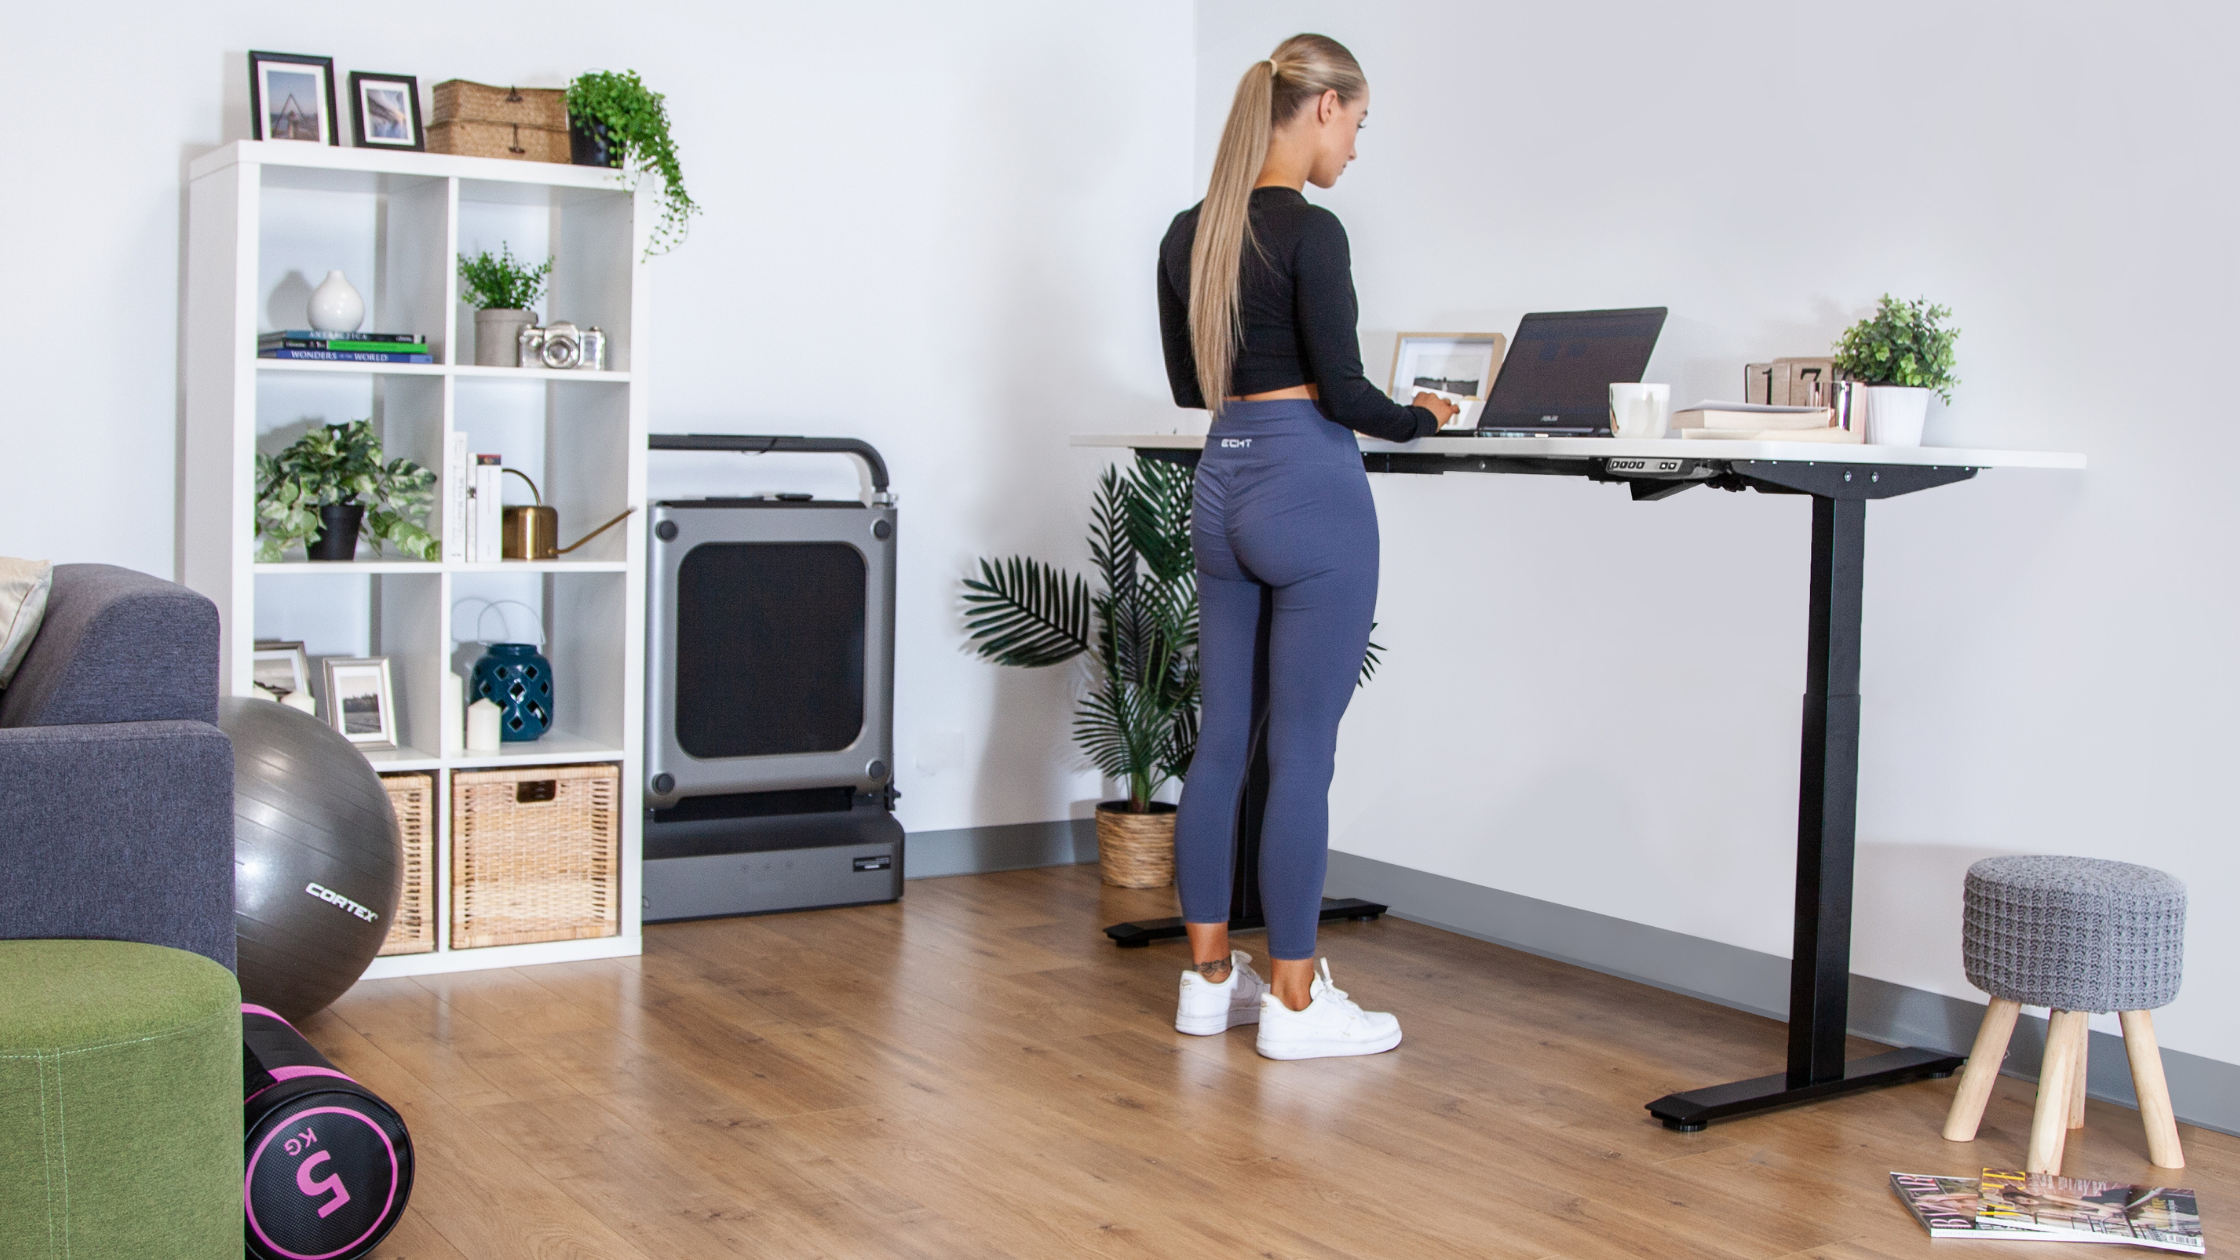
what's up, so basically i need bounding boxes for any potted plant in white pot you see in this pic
[457,245,552,367]
[1832,294,1959,446]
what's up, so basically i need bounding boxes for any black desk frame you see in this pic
[1102,446,1974,1129]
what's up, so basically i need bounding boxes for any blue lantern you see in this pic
[472,643,553,741]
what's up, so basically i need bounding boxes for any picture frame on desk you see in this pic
[321,656,398,750]
[1388,332,1506,430]
[248,52,339,146]
[348,72,424,151]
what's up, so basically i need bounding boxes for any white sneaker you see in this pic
[1254,959,1402,1060]
[1175,951,1269,1035]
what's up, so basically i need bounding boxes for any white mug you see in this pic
[1608,383,1671,438]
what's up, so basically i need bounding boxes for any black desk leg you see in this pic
[1106,586,1388,948]
[1647,495,1963,1130]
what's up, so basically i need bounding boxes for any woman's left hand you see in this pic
[1412,391,1461,428]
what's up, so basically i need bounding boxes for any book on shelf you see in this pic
[1888,1173,2057,1241]
[474,454,503,563]
[262,338,429,354]
[258,330,425,344]
[443,433,469,565]
[259,348,434,364]
[1976,1168,2204,1253]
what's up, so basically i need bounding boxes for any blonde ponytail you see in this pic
[1188,35,1366,415]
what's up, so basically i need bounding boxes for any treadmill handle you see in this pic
[648,434,891,494]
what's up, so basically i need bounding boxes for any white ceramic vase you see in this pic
[474,308,537,366]
[1865,385,1930,447]
[306,270,365,332]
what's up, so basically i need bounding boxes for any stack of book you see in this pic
[1672,400,1862,444]
[258,331,432,364]
[1891,1169,2204,1252]
[443,435,506,564]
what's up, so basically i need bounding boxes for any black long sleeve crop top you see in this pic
[1158,187,1436,443]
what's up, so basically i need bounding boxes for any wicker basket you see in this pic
[451,763,621,949]
[427,80,570,163]
[1096,801,1176,889]
[377,772,436,956]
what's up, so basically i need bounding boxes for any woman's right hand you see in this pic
[1412,391,1462,428]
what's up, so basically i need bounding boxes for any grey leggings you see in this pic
[1174,399,1378,961]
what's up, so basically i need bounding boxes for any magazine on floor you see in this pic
[1889,1173,2096,1241]
[1976,1168,2205,1254]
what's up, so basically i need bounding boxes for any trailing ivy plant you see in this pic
[457,245,553,312]
[567,70,697,256]
[255,419,438,562]
[1832,294,1960,402]
[961,456,1384,814]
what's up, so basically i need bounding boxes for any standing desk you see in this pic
[1072,431,2085,1130]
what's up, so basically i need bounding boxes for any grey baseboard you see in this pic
[904,818,1097,881]
[1325,850,2240,1139]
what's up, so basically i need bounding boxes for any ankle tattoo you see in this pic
[1194,958,1233,984]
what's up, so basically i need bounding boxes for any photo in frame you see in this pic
[348,72,424,151]
[321,656,398,749]
[249,51,339,145]
[1388,332,1508,430]
[251,640,317,715]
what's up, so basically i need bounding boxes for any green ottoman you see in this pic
[0,940,241,1259]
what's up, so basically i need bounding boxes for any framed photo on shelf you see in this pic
[249,52,339,145]
[348,72,424,151]
[321,656,398,750]
[250,640,317,715]
[1387,332,1508,430]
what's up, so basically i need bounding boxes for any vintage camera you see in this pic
[518,321,606,371]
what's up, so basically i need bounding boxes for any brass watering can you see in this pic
[502,469,636,560]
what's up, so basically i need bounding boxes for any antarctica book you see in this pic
[1975,1168,2205,1253]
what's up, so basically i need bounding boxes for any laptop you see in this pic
[1474,307,1668,436]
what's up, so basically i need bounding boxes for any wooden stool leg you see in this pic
[2027,1010,2087,1173]
[2120,1010,2185,1169]
[2068,1017,2089,1129]
[1944,997,2022,1141]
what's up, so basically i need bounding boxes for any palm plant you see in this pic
[964,457,1200,813]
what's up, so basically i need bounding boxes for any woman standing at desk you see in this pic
[1159,34,1456,1060]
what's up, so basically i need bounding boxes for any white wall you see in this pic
[1195,3,2240,1064]
[0,1,1196,832]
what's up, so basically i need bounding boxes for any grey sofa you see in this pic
[0,564,235,970]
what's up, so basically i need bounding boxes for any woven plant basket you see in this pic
[1096,801,1176,889]
[377,772,436,956]
[451,763,621,949]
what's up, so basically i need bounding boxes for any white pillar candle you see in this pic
[466,698,503,752]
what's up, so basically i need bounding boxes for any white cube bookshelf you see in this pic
[183,141,651,977]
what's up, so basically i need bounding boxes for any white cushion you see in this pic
[0,557,53,688]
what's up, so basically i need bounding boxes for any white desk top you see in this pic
[1071,432,2086,471]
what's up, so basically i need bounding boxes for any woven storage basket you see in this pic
[1096,802,1176,889]
[377,772,436,956]
[451,763,621,949]
[427,80,569,163]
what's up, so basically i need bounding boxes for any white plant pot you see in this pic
[306,270,365,332]
[474,309,536,366]
[1865,385,1930,447]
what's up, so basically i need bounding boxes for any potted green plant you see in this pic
[256,420,438,562]
[1832,294,1960,447]
[566,70,697,256]
[964,458,1201,887]
[457,245,552,366]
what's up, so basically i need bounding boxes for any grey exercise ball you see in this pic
[219,697,401,1021]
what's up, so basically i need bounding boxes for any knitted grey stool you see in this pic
[1942,856,2187,1171]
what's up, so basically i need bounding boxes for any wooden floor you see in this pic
[309,864,2237,1259]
